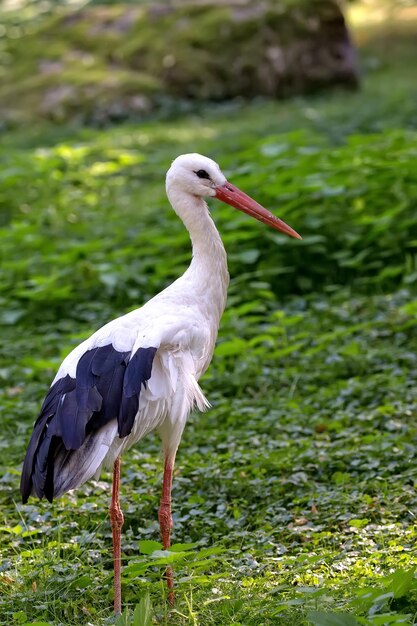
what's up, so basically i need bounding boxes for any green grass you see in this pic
[1,9,417,626]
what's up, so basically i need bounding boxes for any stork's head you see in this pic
[166,153,226,197]
[166,153,301,239]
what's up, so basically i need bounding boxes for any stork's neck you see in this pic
[167,188,229,314]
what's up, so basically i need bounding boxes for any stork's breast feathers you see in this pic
[145,349,210,412]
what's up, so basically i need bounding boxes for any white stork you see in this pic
[20,153,301,613]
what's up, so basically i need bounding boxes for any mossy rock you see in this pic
[0,1,358,124]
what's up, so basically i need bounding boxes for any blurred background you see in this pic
[0,0,416,312]
[0,1,417,625]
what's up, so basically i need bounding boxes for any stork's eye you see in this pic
[195,169,210,180]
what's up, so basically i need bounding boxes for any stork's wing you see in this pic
[20,343,157,503]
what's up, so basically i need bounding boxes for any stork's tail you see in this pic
[21,422,117,503]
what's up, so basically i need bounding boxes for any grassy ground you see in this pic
[1,8,417,626]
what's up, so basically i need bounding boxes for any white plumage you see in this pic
[21,152,300,613]
[51,292,219,493]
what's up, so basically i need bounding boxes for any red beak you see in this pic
[215,182,302,240]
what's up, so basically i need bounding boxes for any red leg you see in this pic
[109,457,124,615]
[158,457,175,605]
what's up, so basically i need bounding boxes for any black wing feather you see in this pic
[20,344,156,503]
[118,347,157,438]
[20,375,75,503]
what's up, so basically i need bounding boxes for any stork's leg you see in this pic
[158,455,175,605]
[110,457,124,615]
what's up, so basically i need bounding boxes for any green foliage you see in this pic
[115,594,153,626]
[0,124,416,328]
[307,612,359,626]
[1,10,417,626]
